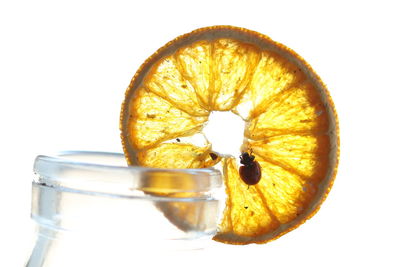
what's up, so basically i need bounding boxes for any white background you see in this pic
[1,0,400,266]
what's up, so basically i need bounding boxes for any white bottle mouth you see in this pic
[33,151,222,197]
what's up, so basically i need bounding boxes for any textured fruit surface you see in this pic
[120,26,339,244]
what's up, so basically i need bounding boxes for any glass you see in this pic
[26,151,223,267]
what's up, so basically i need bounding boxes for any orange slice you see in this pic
[120,26,339,244]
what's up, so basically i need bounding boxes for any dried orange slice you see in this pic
[120,26,339,244]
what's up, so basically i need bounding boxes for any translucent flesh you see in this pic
[209,39,261,110]
[145,55,209,116]
[234,51,306,119]
[175,40,212,108]
[218,158,280,237]
[122,35,337,244]
[245,82,330,140]
[136,143,219,169]
[127,87,208,150]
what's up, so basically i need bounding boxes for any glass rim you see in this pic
[33,151,222,198]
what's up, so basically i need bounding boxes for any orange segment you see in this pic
[175,40,212,108]
[246,134,331,179]
[255,160,316,224]
[136,143,220,169]
[210,39,261,110]
[144,55,208,116]
[120,26,339,245]
[234,51,306,119]
[216,158,279,243]
[245,82,330,140]
[125,87,208,151]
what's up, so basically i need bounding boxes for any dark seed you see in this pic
[209,152,218,160]
[146,113,156,119]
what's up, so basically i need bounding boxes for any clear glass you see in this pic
[26,151,223,267]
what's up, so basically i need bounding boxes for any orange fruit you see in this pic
[120,26,339,244]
